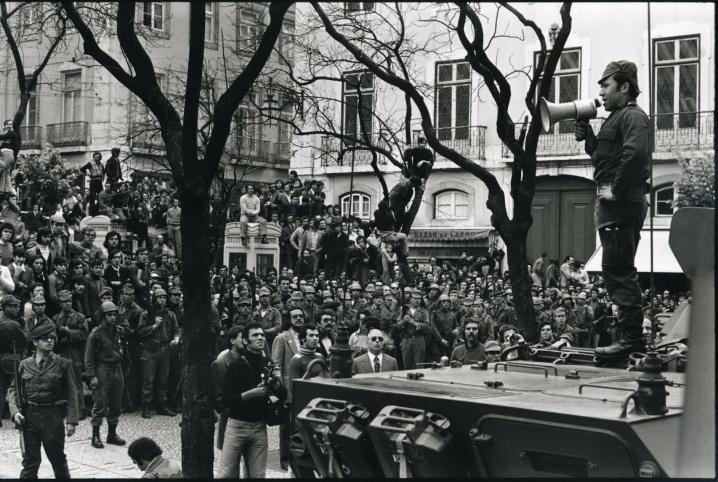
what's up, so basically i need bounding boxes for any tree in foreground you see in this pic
[58,1,292,477]
[674,151,715,209]
[310,1,573,340]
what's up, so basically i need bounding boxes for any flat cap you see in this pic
[598,60,640,92]
[31,295,46,304]
[485,340,501,353]
[290,291,304,301]
[1,295,20,307]
[238,297,252,306]
[57,290,73,302]
[30,323,56,340]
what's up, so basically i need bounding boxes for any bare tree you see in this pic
[311,1,573,340]
[0,1,69,153]
[58,1,292,476]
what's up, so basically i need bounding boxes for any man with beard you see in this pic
[450,320,487,365]
[315,309,335,359]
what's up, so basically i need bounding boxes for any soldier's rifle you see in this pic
[11,342,26,457]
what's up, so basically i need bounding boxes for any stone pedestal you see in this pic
[223,222,281,276]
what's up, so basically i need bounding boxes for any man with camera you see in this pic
[575,60,649,360]
[220,322,287,478]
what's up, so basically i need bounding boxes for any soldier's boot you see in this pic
[156,403,177,417]
[595,311,645,359]
[142,405,153,419]
[106,424,126,446]
[91,426,104,449]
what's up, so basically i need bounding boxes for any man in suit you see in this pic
[352,328,398,375]
[271,306,303,471]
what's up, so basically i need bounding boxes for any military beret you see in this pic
[31,295,46,305]
[1,295,20,307]
[598,60,640,92]
[485,340,501,353]
[99,287,113,297]
[303,286,315,294]
[31,323,56,340]
[258,287,271,296]
[238,297,252,306]
[290,291,303,301]
[57,290,73,302]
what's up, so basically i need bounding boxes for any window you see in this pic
[345,2,375,13]
[204,2,216,43]
[435,61,471,141]
[653,184,675,216]
[142,2,165,32]
[277,25,294,61]
[237,91,260,154]
[238,10,259,54]
[18,3,40,38]
[654,36,699,129]
[534,48,581,134]
[256,254,274,277]
[341,192,371,219]
[62,71,82,123]
[24,81,38,127]
[343,71,374,141]
[434,190,469,220]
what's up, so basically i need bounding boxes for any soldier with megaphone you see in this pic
[574,60,650,362]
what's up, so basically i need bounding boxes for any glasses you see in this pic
[370,336,384,342]
[291,314,304,319]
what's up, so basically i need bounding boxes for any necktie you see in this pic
[373,357,380,373]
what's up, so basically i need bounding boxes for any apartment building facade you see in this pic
[0,2,295,185]
[290,2,714,271]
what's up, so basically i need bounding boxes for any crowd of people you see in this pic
[0,147,688,477]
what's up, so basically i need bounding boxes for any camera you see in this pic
[508,333,525,345]
[262,361,281,387]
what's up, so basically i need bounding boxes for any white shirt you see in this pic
[367,351,383,372]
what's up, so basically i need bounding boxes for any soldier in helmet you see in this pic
[396,289,430,369]
[7,323,79,478]
[135,288,180,419]
[26,295,53,337]
[53,290,89,419]
[428,294,458,362]
[300,285,318,323]
[85,301,127,449]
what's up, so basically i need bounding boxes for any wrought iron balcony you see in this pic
[18,125,42,149]
[274,141,291,164]
[131,130,165,151]
[413,126,487,162]
[320,133,389,167]
[501,111,714,158]
[46,121,90,147]
[653,111,714,151]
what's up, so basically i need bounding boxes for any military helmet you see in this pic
[101,301,118,314]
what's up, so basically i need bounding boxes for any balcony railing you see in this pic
[501,111,714,158]
[131,130,165,150]
[320,133,390,167]
[19,125,42,149]
[412,126,487,162]
[46,121,90,147]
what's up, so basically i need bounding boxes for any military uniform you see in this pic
[0,309,28,422]
[7,324,79,479]
[428,299,458,362]
[135,303,179,415]
[396,300,429,370]
[85,322,124,430]
[117,292,144,410]
[53,295,89,417]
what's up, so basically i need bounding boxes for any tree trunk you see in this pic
[400,185,424,235]
[179,187,216,478]
[504,233,537,342]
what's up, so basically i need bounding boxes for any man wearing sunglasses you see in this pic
[352,328,398,375]
[7,323,79,478]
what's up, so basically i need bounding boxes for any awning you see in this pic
[585,229,683,273]
[408,228,493,243]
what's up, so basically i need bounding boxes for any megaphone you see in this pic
[538,97,601,133]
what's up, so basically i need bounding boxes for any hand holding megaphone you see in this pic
[538,97,601,137]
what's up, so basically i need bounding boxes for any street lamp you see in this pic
[548,23,559,46]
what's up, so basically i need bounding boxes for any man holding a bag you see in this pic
[220,322,287,478]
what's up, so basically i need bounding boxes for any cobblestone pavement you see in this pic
[0,412,289,478]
